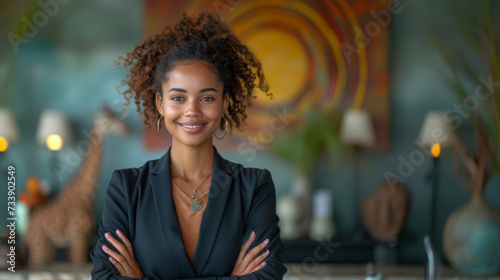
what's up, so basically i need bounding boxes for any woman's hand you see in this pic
[101,229,144,279]
[231,231,270,276]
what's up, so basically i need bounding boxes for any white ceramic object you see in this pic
[277,170,312,240]
[309,217,336,241]
[309,189,336,241]
[278,195,307,240]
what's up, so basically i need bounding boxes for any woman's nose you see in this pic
[184,100,201,117]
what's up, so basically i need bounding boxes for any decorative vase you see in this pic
[277,169,312,239]
[309,189,336,241]
[444,120,500,275]
[442,195,500,275]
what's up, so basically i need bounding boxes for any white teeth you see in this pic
[184,125,202,128]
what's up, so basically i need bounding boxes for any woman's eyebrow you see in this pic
[168,88,187,93]
[199,88,218,93]
[168,88,218,93]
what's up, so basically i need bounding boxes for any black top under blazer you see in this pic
[90,146,287,280]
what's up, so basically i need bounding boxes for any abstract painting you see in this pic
[143,0,390,151]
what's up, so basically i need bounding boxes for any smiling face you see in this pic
[156,60,228,148]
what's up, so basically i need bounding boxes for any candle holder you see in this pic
[428,143,441,245]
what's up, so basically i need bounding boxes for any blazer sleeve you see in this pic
[178,169,287,280]
[90,170,151,280]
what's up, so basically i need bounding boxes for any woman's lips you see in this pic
[178,122,207,133]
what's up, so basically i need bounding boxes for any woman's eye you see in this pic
[201,97,215,102]
[171,96,183,102]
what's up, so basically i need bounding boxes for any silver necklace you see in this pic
[171,166,213,212]
[172,180,211,212]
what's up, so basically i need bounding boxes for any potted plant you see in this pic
[433,2,500,275]
[434,1,499,177]
[271,109,343,239]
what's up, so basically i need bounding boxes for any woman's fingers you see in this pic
[250,258,267,273]
[248,249,269,273]
[102,244,128,269]
[109,256,126,275]
[231,232,271,276]
[105,249,135,277]
[231,231,256,275]
[241,239,269,273]
[103,232,134,274]
[101,230,144,279]
[240,238,269,268]
[105,232,130,259]
[236,231,255,264]
[116,230,135,258]
[242,249,269,275]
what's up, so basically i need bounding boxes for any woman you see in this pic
[90,12,287,280]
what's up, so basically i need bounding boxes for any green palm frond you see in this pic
[433,0,500,180]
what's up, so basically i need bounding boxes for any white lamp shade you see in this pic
[36,110,73,146]
[0,108,20,142]
[418,111,455,148]
[340,108,375,147]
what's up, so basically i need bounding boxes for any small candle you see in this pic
[429,143,441,243]
[431,143,441,159]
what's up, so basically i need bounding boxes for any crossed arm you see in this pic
[102,229,270,279]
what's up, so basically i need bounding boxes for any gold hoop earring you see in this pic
[157,114,170,140]
[214,117,229,140]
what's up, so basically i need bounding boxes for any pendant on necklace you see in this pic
[191,194,197,199]
[190,201,202,212]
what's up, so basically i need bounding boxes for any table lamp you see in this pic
[36,110,73,150]
[0,108,21,167]
[36,110,73,184]
[339,108,375,241]
[418,111,455,149]
[340,108,375,148]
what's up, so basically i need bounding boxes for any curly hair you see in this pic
[118,12,271,131]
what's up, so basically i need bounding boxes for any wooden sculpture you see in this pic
[24,106,128,268]
[361,178,410,243]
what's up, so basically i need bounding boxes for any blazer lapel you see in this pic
[149,148,197,277]
[192,147,233,274]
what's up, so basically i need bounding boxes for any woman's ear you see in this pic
[156,92,163,114]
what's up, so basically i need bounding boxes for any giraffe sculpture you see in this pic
[24,106,129,268]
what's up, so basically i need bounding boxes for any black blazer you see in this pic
[90,147,287,280]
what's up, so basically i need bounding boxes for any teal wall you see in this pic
[1,0,499,264]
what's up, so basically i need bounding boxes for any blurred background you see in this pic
[1,0,500,278]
